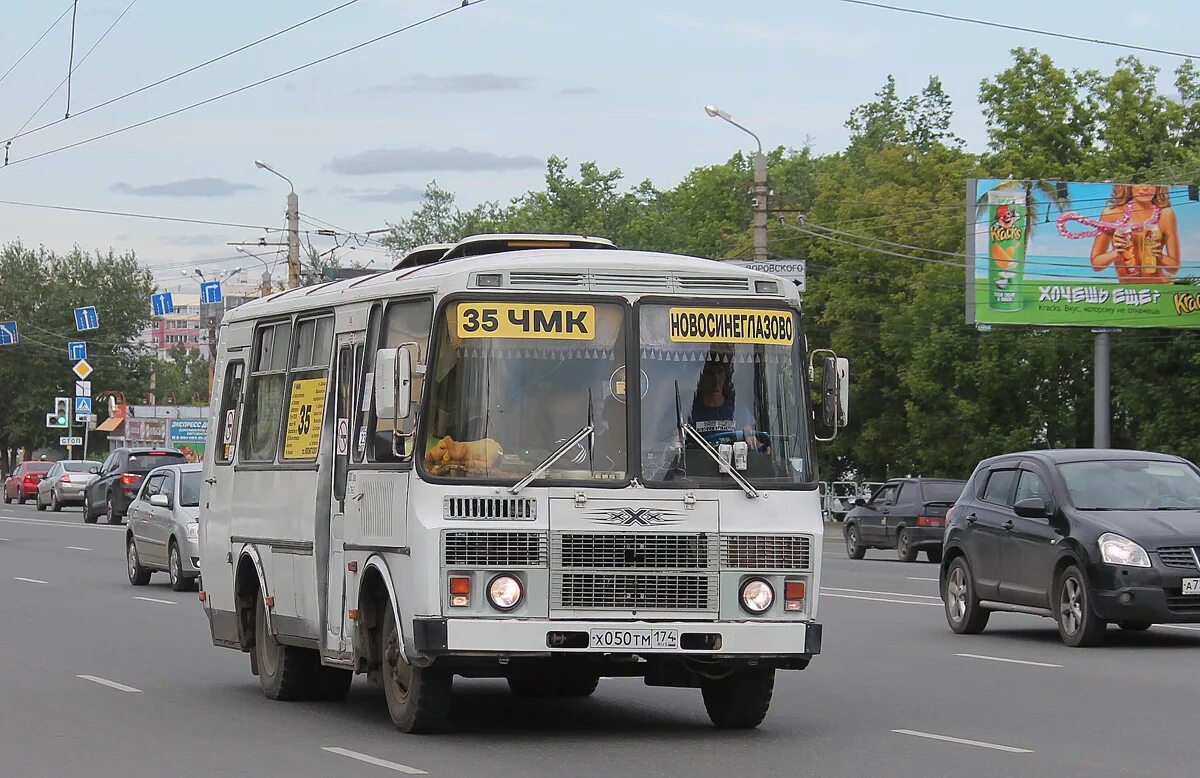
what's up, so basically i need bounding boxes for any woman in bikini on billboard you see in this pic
[1089,184,1180,283]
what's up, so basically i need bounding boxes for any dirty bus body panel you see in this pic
[199,236,846,732]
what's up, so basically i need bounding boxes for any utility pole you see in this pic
[705,104,768,261]
[1093,329,1114,448]
[255,160,300,288]
[229,246,280,298]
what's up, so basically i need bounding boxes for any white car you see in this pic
[125,463,203,592]
[36,460,98,511]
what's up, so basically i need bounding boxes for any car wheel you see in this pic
[36,493,47,511]
[844,524,866,560]
[83,493,98,524]
[126,536,151,586]
[1055,565,1107,648]
[896,528,918,562]
[168,541,194,592]
[1117,620,1152,632]
[925,547,943,564]
[944,556,989,634]
[17,490,26,505]
[701,667,775,729]
[51,491,62,512]
[381,604,451,733]
[2,488,10,504]
[106,495,121,525]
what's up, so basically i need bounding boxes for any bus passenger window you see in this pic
[242,322,292,462]
[281,315,334,462]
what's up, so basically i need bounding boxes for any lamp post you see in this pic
[235,247,275,297]
[705,104,768,261]
[255,159,300,289]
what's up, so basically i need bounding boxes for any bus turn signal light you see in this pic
[450,576,471,607]
[784,581,806,612]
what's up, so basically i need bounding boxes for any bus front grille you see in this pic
[721,535,813,571]
[553,533,716,570]
[443,531,547,568]
[444,496,536,521]
[551,572,717,611]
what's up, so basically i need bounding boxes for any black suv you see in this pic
[844,478,966,562]
[83,447,186,525]
[942,449,1200,647]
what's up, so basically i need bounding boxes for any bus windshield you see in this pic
[422,300,628,483]
[638,304,811,486]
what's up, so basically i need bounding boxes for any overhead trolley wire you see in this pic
[1,0,487,169]
[5,0,363,146]
[0,2,75,90]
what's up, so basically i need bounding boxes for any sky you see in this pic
[1,0,1198,294]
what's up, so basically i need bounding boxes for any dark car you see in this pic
[83,447,187,525]
[844,477,966,563]
[3,461,54,504]
[941,449,1200,647]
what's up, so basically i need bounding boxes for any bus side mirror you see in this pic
[373,346,413,424]
[811,351,850,441]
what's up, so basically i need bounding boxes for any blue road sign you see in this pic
[68,341,87,360]
[74,397,92,415]
[200,281,223,305]
[151,292,175,316]
[74,306,99,331]
[0,321,17,346]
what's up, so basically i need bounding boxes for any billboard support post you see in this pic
[1093,330,1115,448]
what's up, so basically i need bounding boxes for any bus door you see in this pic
[325,335,364,653]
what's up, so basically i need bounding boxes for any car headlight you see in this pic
[739,578,775,614]
[1098,533,1150,567]
[486,574,523,611]
[185,522,199,542]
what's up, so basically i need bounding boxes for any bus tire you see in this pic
[254,597,317,701]
[557,672,600,698]
[701,667,774,729]
[381,605,451,733]
[313,666,354,701]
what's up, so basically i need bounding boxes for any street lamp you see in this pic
[704,104,768,261]
[255,159,300,289]
[235,246,274,297]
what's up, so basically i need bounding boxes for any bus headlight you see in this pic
[739,578,774,614]
[487,574,523,611]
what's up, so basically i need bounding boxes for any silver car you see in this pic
[36,460,98,512]
[125,463,202,592]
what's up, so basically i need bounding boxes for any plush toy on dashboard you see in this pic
[425,436,503,476]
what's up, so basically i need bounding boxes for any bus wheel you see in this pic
[313,666,353,701]
[701,667,775,729]
[254,597,316,700]
[381,605,451,733]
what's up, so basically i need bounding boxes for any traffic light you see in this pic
[47,397,69,428]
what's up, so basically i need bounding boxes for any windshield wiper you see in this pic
[510,390,595,495]
[674,381,758,499]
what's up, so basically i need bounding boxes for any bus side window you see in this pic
[280,315,334,462]
[354,303,383,464]
[216,360,245,465]
[371,298,432,462]
[241,321,292,462]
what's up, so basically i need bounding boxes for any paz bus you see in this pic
[196,234,849,732]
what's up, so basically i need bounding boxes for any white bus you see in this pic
[197,234,848,732]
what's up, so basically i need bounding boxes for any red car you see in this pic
[3,461,54,504]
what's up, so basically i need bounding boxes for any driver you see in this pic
[689,356,762,449]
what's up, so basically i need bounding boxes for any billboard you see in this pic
[169,418,209,462]
[968,179,1200,328]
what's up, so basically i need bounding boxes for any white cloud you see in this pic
[328,147,542,175]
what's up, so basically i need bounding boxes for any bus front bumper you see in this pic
[412,618,822,658]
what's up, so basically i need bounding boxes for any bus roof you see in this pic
[225,248,799,324]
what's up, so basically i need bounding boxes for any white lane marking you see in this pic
[322,747,427,775]
[822,586,941,600]
[0,516,122,532]
[0,537,8,541]
[1155,624,1200,632]
[954,653,1062,668]
[77,675,141,693]
[66,546,92,551]
[133,596,176,605]
[822,593,941,607]
[907,576,939,581]
[14,576,48,584]
[892,729,1032,754]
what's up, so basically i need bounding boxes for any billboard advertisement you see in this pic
[169,418,208,462]
[968,179,1200,328]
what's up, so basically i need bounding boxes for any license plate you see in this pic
[1183,578,1200,595]
[588,628,679,650]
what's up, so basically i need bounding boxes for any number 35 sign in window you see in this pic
[284,377,328,459]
